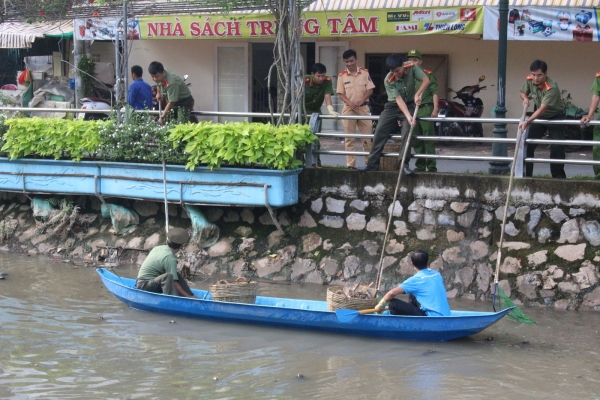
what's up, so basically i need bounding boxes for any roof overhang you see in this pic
[0,20,73,48]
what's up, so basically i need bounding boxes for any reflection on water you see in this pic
[0,252,599,399]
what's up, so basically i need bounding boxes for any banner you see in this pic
[75,17,141,40]
[134,8,483,40]
[484,6,599,41]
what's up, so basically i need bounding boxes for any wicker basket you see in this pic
[326,286,378,311]
[209,277,257,304]
[363,141,401,171]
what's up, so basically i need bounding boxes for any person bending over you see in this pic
[136,227,198,298]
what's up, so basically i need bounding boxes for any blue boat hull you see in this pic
[97,268,513,341]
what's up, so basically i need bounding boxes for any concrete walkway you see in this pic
[318,137,595,178]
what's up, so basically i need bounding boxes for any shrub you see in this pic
[2,117,103,161]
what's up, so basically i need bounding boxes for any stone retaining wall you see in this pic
[1,169,599,311]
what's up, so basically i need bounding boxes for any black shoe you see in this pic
[402,166,413,175]
[358,165,379,172]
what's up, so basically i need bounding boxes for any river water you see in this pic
[0,251,599,400]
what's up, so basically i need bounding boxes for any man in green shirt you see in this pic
[518,59,566,179]
[148,61,196,125]
[303,63,339,166]
[407,49,438,172]
[580,72,600,180]
[359,54,430,173]
[136,228,198,298]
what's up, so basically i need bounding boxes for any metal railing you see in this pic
[1,106,599,178]
[311,113,600,178]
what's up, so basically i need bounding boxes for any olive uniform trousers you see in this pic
[412,104,437,172]
[136,273,194,297]
[366,101,414,169]
[593,125,600,180]
[524,115,566,179]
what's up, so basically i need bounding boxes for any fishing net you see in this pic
[493,285,536,324]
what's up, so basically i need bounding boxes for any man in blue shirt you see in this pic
[127,65,153,110]
[375,250,450,316]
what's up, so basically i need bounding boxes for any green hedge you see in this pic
[1,116,316,170]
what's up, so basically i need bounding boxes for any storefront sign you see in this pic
[132,8,482,40]
[74,17,141,40]
[484,6,599,41]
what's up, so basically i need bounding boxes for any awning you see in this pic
[0,20,73,49]
[304,0,598,10]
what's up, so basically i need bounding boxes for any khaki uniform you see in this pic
[136,245,193,296]
[304,75,334,166]
[337,68,375,167]
[590,73,600,179]
[366,62,427,169]
[413,69,438,172]
[158,69,195,123]
[520,76,565,178]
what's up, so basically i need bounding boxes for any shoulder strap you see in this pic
[526,75,533,80]
[325,76,331,81]
[338,70,347,77]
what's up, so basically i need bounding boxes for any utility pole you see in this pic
[489,0,510,175]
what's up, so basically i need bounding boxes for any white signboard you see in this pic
[74,17,141,40]
[484,6,598,41]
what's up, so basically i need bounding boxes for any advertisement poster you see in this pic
[135,8,483,40]
[74,17,141,40]
[484,6,599,41]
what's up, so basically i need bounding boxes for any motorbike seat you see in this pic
[81,97,112,105]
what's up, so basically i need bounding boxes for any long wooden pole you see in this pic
[375,104,420,291]
[492,103,528,305]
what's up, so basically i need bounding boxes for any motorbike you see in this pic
[437,75,487,141]
[79,82,115,120]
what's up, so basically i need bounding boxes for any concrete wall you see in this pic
[1,169,599,312]
[129,40,216,114]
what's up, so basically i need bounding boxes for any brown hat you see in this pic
[167,228,190,245]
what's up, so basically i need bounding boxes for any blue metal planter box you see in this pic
[0,158,301,207]
[0,158,100,195]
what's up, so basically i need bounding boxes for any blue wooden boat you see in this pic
[97,268,514,341]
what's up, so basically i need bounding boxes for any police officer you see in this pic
[148,61,196,125]
[580,71,600,180]
[518,59,566,179]
[136,228,198,298]
[358,54,430,173]
[407,50,438,172]
[336,49,375,169]
[304,63,338,167]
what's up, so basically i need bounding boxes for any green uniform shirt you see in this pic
[304,75,334,114]
[520,76,563,118]
[419,69,438,105]
[159,69,192,103]
[591,75,600,119]
[384,61,427,103]
[137,245,179,281]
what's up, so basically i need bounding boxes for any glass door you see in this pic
[315,41,348,132]
[214,43,249,122]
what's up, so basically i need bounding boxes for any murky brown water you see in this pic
[1,251,599,400]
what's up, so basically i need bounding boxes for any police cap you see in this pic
[167,228,190,245]
[407,49,422,59]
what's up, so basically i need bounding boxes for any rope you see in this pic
[375,102,420,291]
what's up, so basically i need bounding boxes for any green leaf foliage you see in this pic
[167,121,317,170]
[0,116,315,170]
[2,117,104,161]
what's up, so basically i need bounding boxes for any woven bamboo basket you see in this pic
[363,141,401,171]
[209,277,257,304]
[326,286,378,311]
